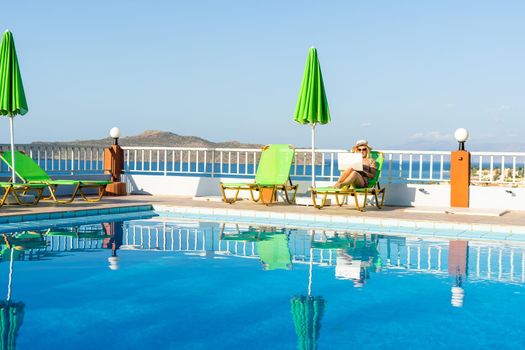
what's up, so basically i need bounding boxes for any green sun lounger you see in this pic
[0,181,45,208]
[311,151,386,211]
[220,144,298,205]
[0,151,111,204]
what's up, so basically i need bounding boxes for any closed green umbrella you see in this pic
[0,30,28,184]
[293,47,331,187]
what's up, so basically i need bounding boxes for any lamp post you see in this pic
[104,127,127,196]
[450,128,470,208]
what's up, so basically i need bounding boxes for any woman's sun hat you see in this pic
[352,139,372,151]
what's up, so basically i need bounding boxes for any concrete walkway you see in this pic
[1,195,524,233]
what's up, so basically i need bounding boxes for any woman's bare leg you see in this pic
[339,171,365,188]
[335,167,354,188]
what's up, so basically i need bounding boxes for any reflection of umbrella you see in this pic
[0,30,29,183]
[291,240,325,350]
[0,240,25,350]
[291,295,324,350]
[293,47,331,188]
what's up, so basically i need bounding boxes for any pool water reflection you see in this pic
[1,218,525,349]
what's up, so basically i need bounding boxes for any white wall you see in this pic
[124,174,525,210]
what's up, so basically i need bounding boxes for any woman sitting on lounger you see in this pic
[334,140,377,189]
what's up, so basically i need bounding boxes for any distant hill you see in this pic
[31,130,263,148]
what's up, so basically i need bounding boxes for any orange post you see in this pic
[450,150,470,207]
[104,144,127,196]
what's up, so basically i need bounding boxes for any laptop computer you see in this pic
[337,153,363,171]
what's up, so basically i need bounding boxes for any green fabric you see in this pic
[220,182,255,188]
[0,181,45,189]
[293,47,330,126]
[291,296,325,350]
[221,230,274,242]
[255,234,292,270]
[312,236,352,250]
[0,31,27,117]
[254,144,295,186]
[311,186,347,193]
[366,151,384,188]
[0,151,50,182]
[44,230,110,239]
[346,239,378,260]
[0,301,25,350]
[0,151,110,184]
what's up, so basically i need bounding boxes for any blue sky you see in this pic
[3,0,524,150]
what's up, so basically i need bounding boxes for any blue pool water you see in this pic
[2,217,525,349]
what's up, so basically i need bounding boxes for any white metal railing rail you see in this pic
[0,144,523,186]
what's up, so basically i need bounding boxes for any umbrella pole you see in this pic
[9,116,16,183]
[307,232,315,296]
[7,247,14,302]
[308,246,313,296]
[311,124,316,188]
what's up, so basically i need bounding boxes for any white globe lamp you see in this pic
[454,128,469,151]
[110,127,121,145]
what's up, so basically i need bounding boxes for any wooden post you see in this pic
[104,144,127,196]
[450,150,470,207]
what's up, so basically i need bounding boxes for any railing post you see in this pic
[211,150,215,178]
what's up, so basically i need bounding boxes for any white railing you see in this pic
[0,144,106,175]
[470,152,525,185]
[1,144,523,186]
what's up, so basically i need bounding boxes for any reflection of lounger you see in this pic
[256,234,292,271]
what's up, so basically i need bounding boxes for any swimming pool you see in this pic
[2,217,525,349]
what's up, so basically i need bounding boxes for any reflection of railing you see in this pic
[45,235,105,252]
[122,222,525,284]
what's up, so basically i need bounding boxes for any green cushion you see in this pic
[1,151,51,182]
[0,181,46,189]
[313,186,349,193]
[221,182,255,188]
[254,144,295,185]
